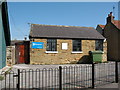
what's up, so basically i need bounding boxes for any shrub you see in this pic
[0,75,4,81]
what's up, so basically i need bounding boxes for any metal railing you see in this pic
[0,61,119,89]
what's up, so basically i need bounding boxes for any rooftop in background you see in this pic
[29,24,105,40]
[11,39,30,46]
[98,24,105,29]
[11,40,23,45]
[97,12,120,30]
[113,20,120,29]
[106,12,120,30]
[99,20,120,30]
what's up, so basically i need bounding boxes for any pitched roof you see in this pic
[29,24,105,40]
[113,20,120,29]
[99,24,105,29]
[98,20,120,30]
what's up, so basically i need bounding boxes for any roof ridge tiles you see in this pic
[31,23,94,29]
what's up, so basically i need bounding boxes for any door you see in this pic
[19,45,25,63]
[15,41,30,64]
[16,44,25,64]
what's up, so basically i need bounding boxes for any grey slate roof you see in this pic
[29,24,105,40]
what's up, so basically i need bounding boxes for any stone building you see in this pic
[96,12,120,61]
[29,24,107,64]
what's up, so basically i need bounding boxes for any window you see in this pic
[47,39,57,51]
[95,40,103,51]
[72,40,82,51]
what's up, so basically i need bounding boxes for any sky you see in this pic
[7,2,119,40]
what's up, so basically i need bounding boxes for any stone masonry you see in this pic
[30,39,107,64]
[6,46,15,66]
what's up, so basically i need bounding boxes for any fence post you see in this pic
[115,61,118,83]
[59,66,62,90]
[17,69,20,90]
[92,63,94,88]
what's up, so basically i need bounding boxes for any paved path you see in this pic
[97,83,118,88]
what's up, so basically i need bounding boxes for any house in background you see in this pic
[29,24,107,64]
[96,12,120,61]
[0,1,11,69]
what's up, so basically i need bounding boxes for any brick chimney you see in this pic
[107,12,115,23]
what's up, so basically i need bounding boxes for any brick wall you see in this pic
[30,39,107,64]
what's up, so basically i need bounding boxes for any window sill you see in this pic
[45,51,58,53]
[71,51,83,54]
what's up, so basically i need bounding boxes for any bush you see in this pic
[0,75,4,81]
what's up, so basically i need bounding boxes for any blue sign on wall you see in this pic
[32,42,44,49]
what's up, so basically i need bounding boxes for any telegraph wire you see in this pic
[8,8,25,37]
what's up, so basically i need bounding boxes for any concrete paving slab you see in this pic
[97,83,118,88]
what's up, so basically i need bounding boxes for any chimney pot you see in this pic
[107,12,114,23]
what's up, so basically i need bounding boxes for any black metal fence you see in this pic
[0,61,120,89]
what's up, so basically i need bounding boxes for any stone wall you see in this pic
[30,39,107,64]
[6,46,15,66]
[102,40,107,62]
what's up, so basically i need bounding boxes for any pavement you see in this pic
[96,83,118,88]
[80,83,119,90]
